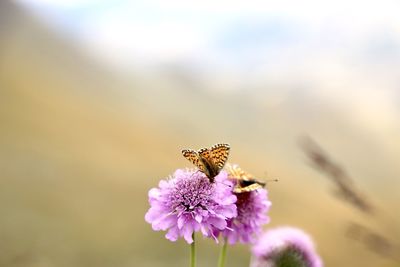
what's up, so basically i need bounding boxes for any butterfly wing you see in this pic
[210,143,230,171]
[226,163,251,181]
[226,164,265,193]
[233,183,263,193]
[198,148,215,179]
[183,143,230,182]
[182,149,208,175]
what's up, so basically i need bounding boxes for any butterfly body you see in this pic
[225,164,266,193]
[182,143,230,183]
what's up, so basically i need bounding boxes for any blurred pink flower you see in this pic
[251,227,323,267]
[215,188,271,244]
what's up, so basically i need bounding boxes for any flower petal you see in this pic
[182,223,194,243]
[208,217,227,230]
[165,226,179,242]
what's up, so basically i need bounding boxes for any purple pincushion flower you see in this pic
[251,227,323,267]
[145,169,237,244]
[216,188,271,244]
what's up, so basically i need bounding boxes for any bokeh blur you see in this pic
[1,1,400,266]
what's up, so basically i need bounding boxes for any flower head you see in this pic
[214,164,271,244]
[251,227,323,267]
[145,169,237,244]
[216,188,271,244]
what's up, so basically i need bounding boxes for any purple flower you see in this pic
[251,227,323,267]
[145,169,237,244]
[216,188,271,244]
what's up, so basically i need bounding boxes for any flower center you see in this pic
[235,192,254,219]
[170,174,214,212]
[268,246,309,267]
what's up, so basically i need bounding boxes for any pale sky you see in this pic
[16,0,400,67]
[16,0,400,134]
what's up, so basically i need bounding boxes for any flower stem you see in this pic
[217,237,228,267]
[190,233,196,267]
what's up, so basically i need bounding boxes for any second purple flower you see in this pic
[215,164,272,244]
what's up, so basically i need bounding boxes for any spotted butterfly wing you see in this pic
[182,143,230,182]
[197,147,215,179]
[181,149,208,175]
[233,181,265,193]
[210,143,230,170]
[225,163,266,193]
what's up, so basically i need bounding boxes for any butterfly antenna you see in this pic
[215,180,234,189]
[263,171,279,183]
[190,169,204,178]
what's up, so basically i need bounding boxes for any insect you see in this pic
[225,163,267,193]
[181,143,230,183]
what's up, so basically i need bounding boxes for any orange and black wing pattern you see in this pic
[225,163,265,193]
[181,149,208,175]
[210,143,230,170]
[182,143,230,182]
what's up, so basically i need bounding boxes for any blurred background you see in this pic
[1,0,400,266]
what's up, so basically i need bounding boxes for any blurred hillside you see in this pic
[1,1,399,267]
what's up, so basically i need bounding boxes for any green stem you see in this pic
[190,233,196,267]
[217,237,228,267]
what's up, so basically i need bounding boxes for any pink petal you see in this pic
[220,195,237,205]
[148,188,160,199]
[144,208,161,223]
[156,214,177,230]
[165,226,179,242]
[194,214,202,223]
[177,215,187,229]
[182,223,194,243]
[208,217,227,230]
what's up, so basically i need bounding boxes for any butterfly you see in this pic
[181,143,230,183]
[225,163,267,193]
